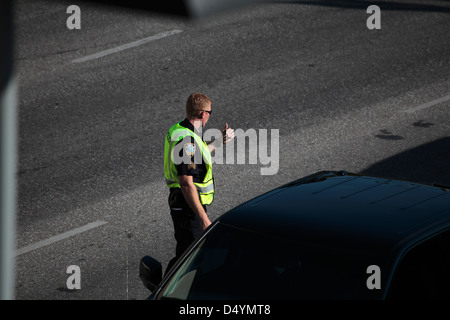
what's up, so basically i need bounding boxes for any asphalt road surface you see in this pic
[14,0,450,299]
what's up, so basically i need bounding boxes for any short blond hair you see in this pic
[186,93,211,118]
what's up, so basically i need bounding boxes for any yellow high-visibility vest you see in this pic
[164,121,214,205]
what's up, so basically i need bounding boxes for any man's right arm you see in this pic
[178,174,211,231]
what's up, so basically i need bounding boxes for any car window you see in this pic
[158,223,378,299]
[387,229,450,299]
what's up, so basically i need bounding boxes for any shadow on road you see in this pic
[279,0,450,13]
[361,137,450,187]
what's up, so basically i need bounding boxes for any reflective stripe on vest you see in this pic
[165,178,214,194]
[164,122,214,205]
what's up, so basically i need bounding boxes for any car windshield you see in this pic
[158,223,378,299]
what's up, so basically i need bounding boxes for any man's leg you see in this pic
[167,208,195,273]
[190,205,207,239]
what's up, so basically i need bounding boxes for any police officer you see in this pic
[164,93,234,271]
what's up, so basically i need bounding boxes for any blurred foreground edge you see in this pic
[78,0,267,18]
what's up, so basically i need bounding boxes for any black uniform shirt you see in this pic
[169,119,208,209]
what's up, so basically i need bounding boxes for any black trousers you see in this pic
[167,205,206,273]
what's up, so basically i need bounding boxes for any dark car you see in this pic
[140,171,450,299]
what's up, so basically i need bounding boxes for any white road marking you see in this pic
[14,220,108,257]
[405,94,450,113]
[72,29,183,63]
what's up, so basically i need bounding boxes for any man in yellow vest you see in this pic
[164,93,234,270]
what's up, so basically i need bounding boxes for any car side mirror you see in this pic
[139,255,163,292]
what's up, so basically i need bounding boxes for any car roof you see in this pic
[218,171,450,257]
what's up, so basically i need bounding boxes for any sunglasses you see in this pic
[194,109,212,115]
